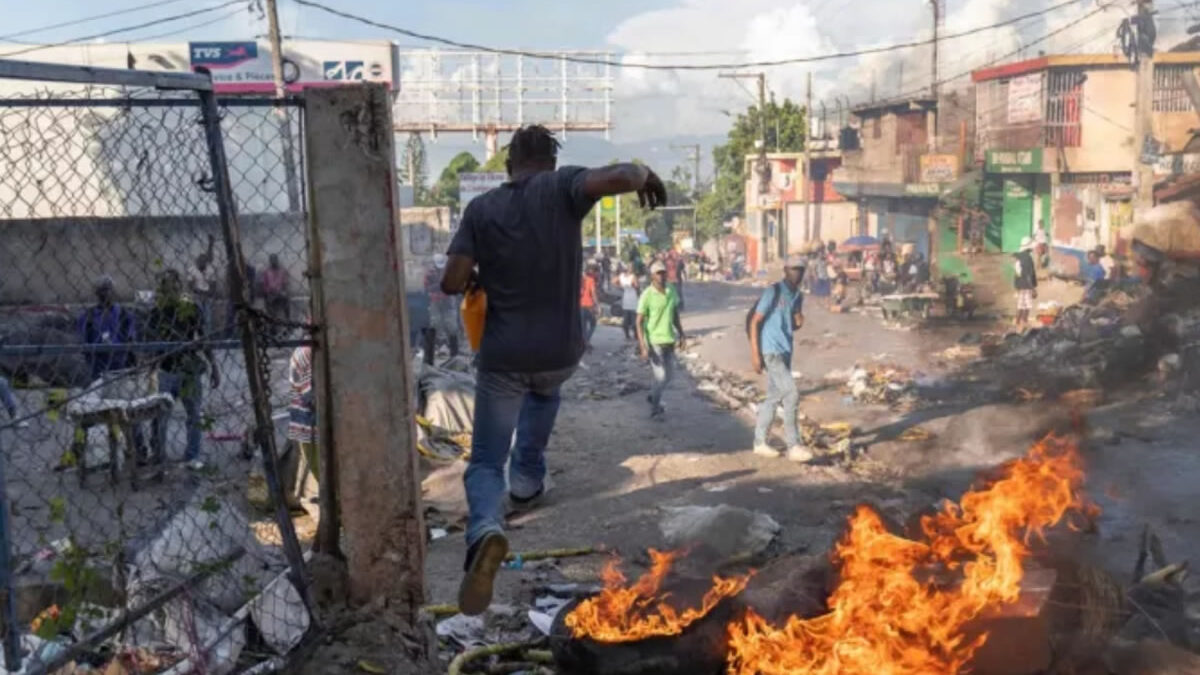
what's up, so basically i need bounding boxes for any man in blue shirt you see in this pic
[78,276,138,383]
[748,255,811,462]
[441,125,667,616]
[1082,249,1108,304]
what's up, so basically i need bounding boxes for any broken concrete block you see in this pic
[658,505,779,563]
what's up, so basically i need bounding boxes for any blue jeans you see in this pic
[0,376,17,418]
[754,352,800,447]
[581,308,597,344]
[464,367,575,548]
[154,370,203,461]
[648,344,676,409]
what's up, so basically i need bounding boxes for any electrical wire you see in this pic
[126,7,249,42]
[0,0,246,59]
[0,0,191,41]
[291,0,1087,71]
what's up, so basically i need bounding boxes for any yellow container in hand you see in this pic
[461,288,487,352]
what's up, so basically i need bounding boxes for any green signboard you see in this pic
[985,148,1043,174]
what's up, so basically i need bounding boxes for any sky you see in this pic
[5,0,1197,175]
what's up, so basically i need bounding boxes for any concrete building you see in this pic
[742,137,850,269]
[831,97,968,262]
[972,52,1200,275]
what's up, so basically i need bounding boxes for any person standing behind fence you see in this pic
[78,276,138,383]
[423,254,461,364]
[146,270,219,471]
[441,124,667,616]
[188,234,220,333]
[637,261,684,420]
[259,254,290,325]
[280,342,318,512]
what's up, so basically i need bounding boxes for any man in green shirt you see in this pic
[636,260,684,419]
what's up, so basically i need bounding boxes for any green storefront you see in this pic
[982,149,1051,253]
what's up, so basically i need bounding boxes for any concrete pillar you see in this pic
[484,128,499,162]
[304,85,426,614]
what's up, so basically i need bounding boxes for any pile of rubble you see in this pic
[679,358,759,415]
[968,280,1200,396]
[826,363,918,409]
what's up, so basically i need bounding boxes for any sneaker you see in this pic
[507,473,552,515]
[786,445,815,463]
[753,444,780,458]
[13,420,29,429]
[186,459,206,471]
[458,532,509,616]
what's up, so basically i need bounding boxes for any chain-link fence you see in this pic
[0,62,314,673]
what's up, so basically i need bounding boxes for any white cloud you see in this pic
[605,0,1186,142]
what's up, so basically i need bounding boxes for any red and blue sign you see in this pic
[190,42,259,69]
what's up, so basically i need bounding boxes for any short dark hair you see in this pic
[507,125,560,167]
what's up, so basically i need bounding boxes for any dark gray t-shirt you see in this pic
[447,166,597,373]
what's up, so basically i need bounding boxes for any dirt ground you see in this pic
[315,278,1200,673]
[422,280,1200,603]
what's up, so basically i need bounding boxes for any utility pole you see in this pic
[930,0,943,144]
[1134,0,1157,211]
[266,0,301,212]
[804,72,814,245]
[671,143,702,245]
[615,194,622,258]
[719,72,770,262]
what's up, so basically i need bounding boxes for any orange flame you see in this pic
[727,434,1092,675]
[565,549,752,643]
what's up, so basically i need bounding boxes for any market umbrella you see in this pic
[841,235,880,251]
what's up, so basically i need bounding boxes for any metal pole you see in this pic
[265,0,301,212]
[616,194,622,258]
[805,72,814,245]
[1134,0,1157,211]
[931,0,941,143]
[0,433,21,670]
[198,85,315,615]
[595,203,601,257]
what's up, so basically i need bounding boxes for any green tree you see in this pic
[399,133,430,204]
[430,151,481,210]
[481,148,508,173]
[694,98,807,243]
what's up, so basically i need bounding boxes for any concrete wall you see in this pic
[785,201,858,252]
[1061,69,1136,173]
[0,213,306,306]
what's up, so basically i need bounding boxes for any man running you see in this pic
[748,255,811,462]
[636,260,684,419]
[441,125,666,616]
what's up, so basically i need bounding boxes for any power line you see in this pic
[128,7,249,42]
[0,1,246,59]
[878,2,1114,108]
[291,0,1086,71]
[0,0,191,41]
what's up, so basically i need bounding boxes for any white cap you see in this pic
[433,253,447,269]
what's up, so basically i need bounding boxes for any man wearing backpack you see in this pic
[748,255,811,462]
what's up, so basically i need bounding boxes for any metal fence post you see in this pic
[196,84,315,617]
[0,433,22,669]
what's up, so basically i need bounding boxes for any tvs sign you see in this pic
[189,40,396,94]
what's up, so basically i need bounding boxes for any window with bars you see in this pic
[1045,68,1084,148]
[1154,64,1195,113]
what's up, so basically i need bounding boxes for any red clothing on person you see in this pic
[580,274,598,308]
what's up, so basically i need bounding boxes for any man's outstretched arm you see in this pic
[582,163,668,210]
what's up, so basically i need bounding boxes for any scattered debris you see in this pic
[658,505,779,564]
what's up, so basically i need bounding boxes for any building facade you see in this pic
[972,52,1200,274]
[742,139,851,269]
[831,97,966,262]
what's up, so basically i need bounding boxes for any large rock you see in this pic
[658,504,780,564]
